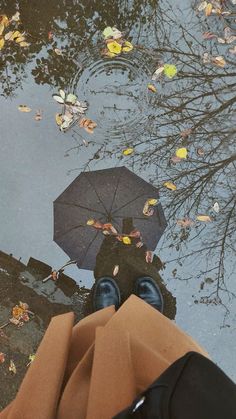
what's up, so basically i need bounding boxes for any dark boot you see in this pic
[134,276,164,313]
[93,277,121,312]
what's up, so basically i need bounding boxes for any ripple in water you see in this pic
[72,45,158,141]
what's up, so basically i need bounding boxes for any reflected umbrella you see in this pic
[53,166,167,270]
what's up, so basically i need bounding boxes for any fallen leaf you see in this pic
[15,36,25,43]
[52,94,65,104]
[212,56,226,67]
[103,26,122,39]
[9,317,20,325]
[54,48,63,55]
[29,354,35,363]
[205,3,213,16]
[203,31,216,39]
[87,219,95,225]
[122,41,133,52]
[226,36,236,44]
[147,84,157,93]
[34,110,42,121]
[122,236,131,245]
[79,118,97,134]
[152,66,165,80]
[9,360,16,374]
[197,1,207,11]
[163,64,177,79]
[19,301,29,310]
[217,37,226,44]
[229,46,236,54]
[11,12,20,22]
[0,23,4,35]
[0,36,4,49]
[55,113,63,126]
[66,93,77,104]
[213,202,220,213]
[177,218,195,228]
[113,265,119,276]
[18,105,31,112]
[48,31,53,40]
[148,198,158,206]
[123,148,134,156]
[0,353,5,363]
[19,41,30,47]
[10,30,21,40]
[0,15,9,27]
[107,41,122,54]
[164,181,177,191]
[176,147,188,159]
[196,215,212,222]
[197,147,205,156]
[59,89,66,100]
[145,251,153,263]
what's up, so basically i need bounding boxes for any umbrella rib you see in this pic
[113,215,161,223]
[54,224,85,240]
[80,229,100,266]
[84,175,109,216]
[107,170,124,215]
[112,193,150,215]
[55,201,105,216]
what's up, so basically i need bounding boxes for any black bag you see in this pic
[113,351,236,419]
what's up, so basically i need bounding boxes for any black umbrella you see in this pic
[53,166,167,270]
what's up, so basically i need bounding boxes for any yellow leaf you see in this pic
[176,147,188,159]
[0,23,4,35]
[107,41,122,55]
[147,198,158,206]
[0,15,9,27]
[196,215,212,222]
[9,360,17,374]
[87,219,95,225]
[55,113,63,126]
[212,56,226,67]
[164,181,177,191]
[18,105,31,112]
[15,36,26,43]
[122,41,133,52]
[163,64,177,78]
[147,84,157,93]
[11,31,21,40]
[0,36,5,50]
[205,3,213,16]
[123,148,134,156]
[28,354,35,363]
[122,236,131,245]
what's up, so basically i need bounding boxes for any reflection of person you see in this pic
[93,217,176,319]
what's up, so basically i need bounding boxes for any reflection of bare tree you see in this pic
[68,3,236,302]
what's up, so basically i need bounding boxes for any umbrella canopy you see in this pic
[53,166,167,270]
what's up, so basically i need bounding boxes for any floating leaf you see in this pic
[122,236,131,245]
[55,113,63,126]
[0,23,4,35]
[213,202,220,213]
[11,12,20,22]
[197,147,205,156]
[0,353,5,363]
[9,360,16,374]
[176,147,188,159]
[79,118,97,134]
[164,181,177,191]
[152,66,165,81]
[148,198,158,206]
[87,219,95,225]
[19,41,30,47]
[103,26,115,39]
[180,128,192,138]
[217,37,226,44]
[123,148,134,156]
[34,110,42,121]
[198,1,207,11]
[203,31,216,39]
[196,215,212,222]
[107,41,122,54]
[170,155,182,163]
[54,48,63,55]
[163,64,177,79]
[66,93,77,104]
[15,36,25,43]
[0,15,9,27]
[205,3,213,16]
[113,265,119,276]
[18,105,31,112]
[177,218,195,228]
[229,46,236,55]
[147,84,157,93]
[212,56,226,67]
[122,41,133,52]
[0,36,4,49]
[59,89,66,100]
[52,94,65,104]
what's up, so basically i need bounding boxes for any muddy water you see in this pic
[0,0,236,379]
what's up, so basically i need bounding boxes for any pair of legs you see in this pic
[93,276,164,312]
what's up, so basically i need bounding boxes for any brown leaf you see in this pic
[0,353,5,363]
[177,218,195,228]
[180,128,192,138]
[170,155,182,164]
[34,109,42,121]
[145,251,153,263]
[197,147,205,156]
[203,31,216,39]
[212,56,226,67]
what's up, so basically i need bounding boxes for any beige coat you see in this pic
[0,295,208,419]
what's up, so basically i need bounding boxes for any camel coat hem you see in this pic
[0,295,208,419]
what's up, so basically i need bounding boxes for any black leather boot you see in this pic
[134,277,164,313]
[93,277,121,312]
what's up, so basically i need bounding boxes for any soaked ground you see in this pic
[0,0,236,404]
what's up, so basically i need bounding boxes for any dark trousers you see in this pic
[113,352,236,419]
